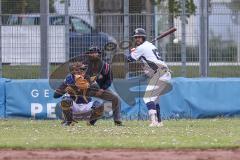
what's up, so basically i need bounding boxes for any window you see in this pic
[6,15,39,25]
[70,17,91,33]
[6,16,19,25]
[21,17,38,25]
[50,16,64,25]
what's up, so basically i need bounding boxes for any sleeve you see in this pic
[53,82,67,98]
[101,63,112,90]
[130,46,144,60]
[127,55,136,62]
[64,74,75,85]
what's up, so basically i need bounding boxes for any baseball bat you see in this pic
[151,27,177,43]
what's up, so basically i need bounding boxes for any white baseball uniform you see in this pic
[130,41,171,103]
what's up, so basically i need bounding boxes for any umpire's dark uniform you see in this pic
[85,46,122,126]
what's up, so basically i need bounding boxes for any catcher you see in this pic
[53,62,104,126]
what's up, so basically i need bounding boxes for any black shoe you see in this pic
[87,119,98,126]
[114,121,123,126]
[62,121,73,126]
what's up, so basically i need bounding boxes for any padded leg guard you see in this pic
[60,97,75,126]
[88,101,104,125]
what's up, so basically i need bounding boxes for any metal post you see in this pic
[89,0,95,27]
[237,14,240,63]
[199,0,209,77]
[124,0,129,55]
[0,0,2,78]
[180,0,186,77]
[65,0,70,61]
[146,0,152,39]
[154,0,158,47]
[40,0,49,78]
[124,0,129,77]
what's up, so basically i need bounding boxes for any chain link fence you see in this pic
[0,0,240,79]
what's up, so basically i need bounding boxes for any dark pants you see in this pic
[88,88,121,122]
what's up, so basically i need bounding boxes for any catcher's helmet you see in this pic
[69,62,87,73]
[132,28,146,37]
[87,46,101,54]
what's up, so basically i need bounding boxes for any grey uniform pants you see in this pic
[88,88,121,121]
[143,69,172,104]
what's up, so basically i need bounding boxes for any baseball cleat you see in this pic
[149,122,164,127]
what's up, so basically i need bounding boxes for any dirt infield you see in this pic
[0,149,240,160]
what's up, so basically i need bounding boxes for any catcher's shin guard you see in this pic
[88,101,104,125]
[60,96,75,126]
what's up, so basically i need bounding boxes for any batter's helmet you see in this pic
[132,28,146,37]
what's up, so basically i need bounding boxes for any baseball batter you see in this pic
[127,28,172,127]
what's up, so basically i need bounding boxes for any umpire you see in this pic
[85,46,123,126]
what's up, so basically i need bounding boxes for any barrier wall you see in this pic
[0,78,240,119]
[160,78,240,119]
[0,78,7,118]
[5,79,59,119]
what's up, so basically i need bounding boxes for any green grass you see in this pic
[2,64,240,79]
[0,119,239,149]
[170,65,240,77]
[2,65,59,79]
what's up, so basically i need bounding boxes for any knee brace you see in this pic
[146,101,156,110]
[61,96,73,110]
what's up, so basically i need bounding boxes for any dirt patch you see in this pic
[0,149,240,160]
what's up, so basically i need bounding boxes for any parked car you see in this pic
[2,15,117,64]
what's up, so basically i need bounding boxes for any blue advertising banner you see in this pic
[3,78,240,119]
[0,78,7,118]
[5,79,60,119]
[160,78,240,119]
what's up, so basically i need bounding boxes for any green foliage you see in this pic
[228,0,240,12]
[0,119,239,149]
[165,42,237,63]
[1,0,56,14]
[157,0,196,17]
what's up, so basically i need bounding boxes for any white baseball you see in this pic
[173,38,179,44]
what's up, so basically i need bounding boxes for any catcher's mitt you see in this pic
[75,75,90,90]
[75,75,90,102]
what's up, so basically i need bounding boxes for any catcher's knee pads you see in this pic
[60,96,73,111]
[89,101,104,123]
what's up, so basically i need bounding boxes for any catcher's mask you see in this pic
[69,62,88,75]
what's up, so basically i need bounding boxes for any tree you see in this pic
[1,0,56,14]
[157,0,196,24]
[226,0,240,25]
[156,0,196,60]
